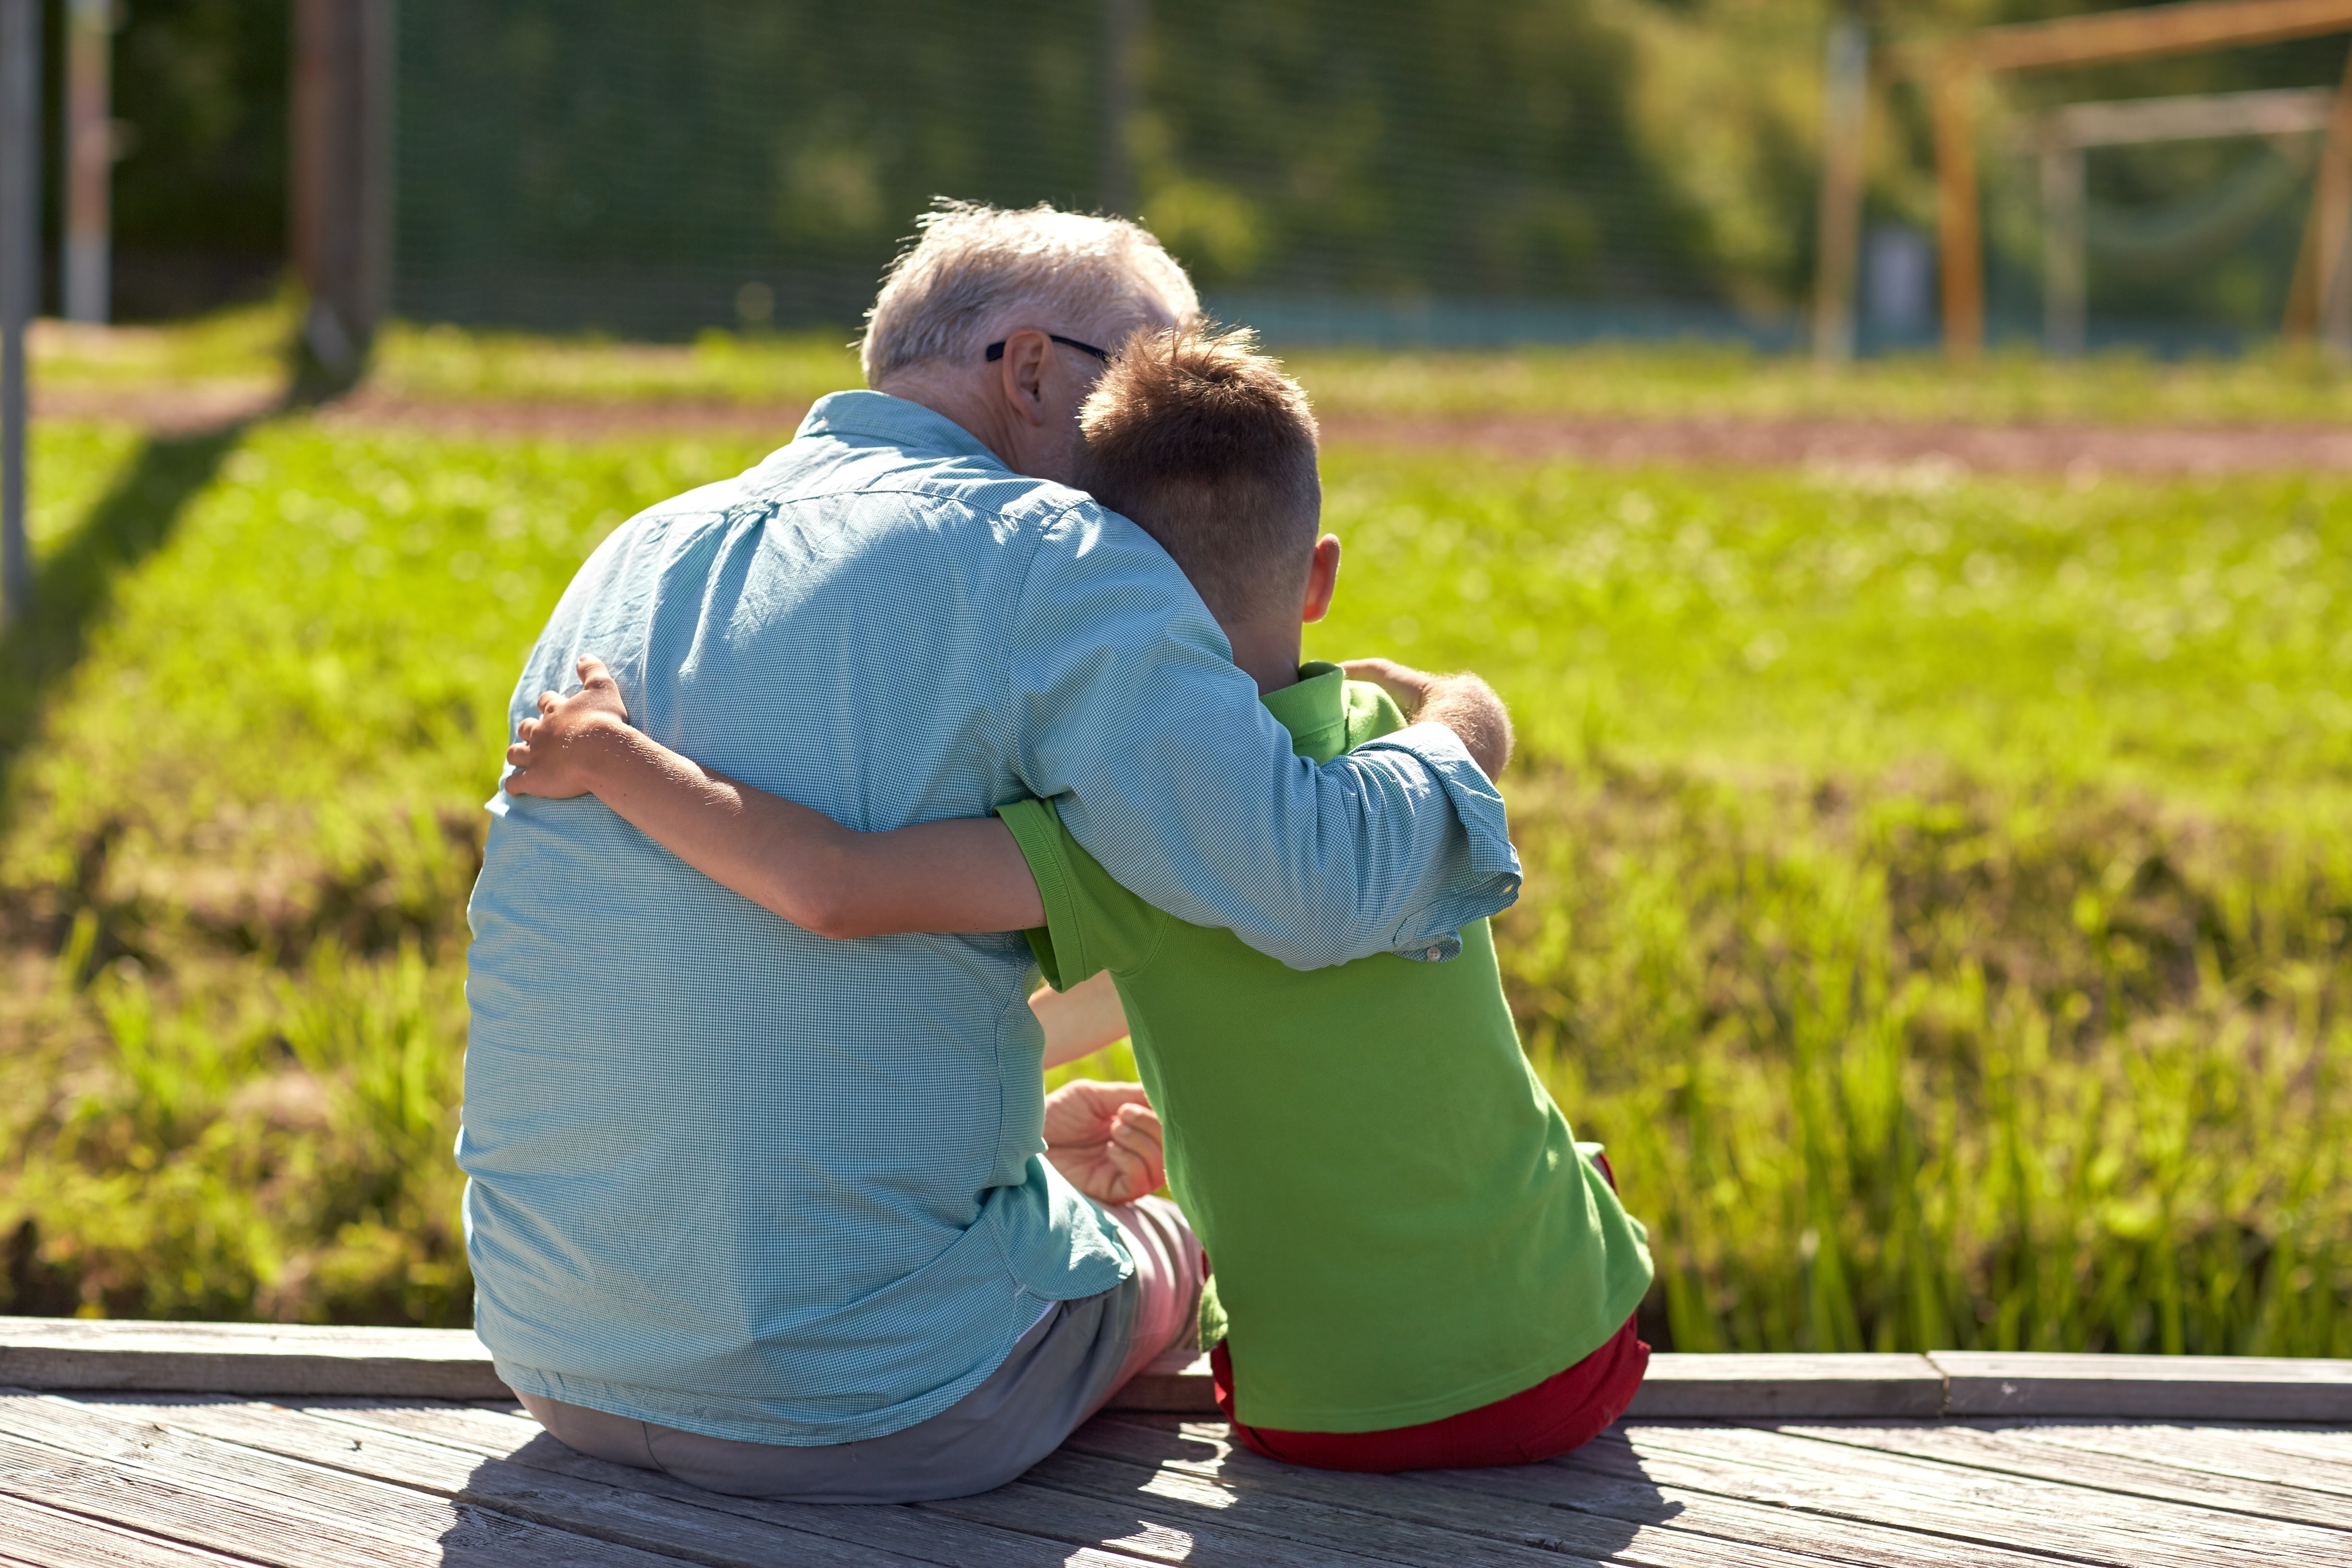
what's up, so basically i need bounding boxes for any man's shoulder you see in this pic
[773,391,1107,534]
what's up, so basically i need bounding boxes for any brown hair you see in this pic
[1074,325,1321,622]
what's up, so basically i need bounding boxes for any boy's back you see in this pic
[1002,663,1653,1433]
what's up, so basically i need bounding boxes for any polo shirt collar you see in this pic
[795,390,1005,468]
[1260,661,1349,763]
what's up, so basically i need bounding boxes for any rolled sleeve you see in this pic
[1353,722,1522,961]
[1006,503,1522,970]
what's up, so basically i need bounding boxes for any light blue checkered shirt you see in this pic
[460,391,1521,1445]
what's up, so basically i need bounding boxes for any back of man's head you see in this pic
[861,201,1199,386]
[1075,327,1322,625]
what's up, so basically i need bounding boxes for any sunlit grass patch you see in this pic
[0,410,2343,1351]
[1289,342,2352,426]
[1309,454,2352,799]
[371,323,864,406]
[2,418,768,1322]
[33,309,2352,427]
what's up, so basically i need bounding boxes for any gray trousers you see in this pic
[518,1195,1200,1503]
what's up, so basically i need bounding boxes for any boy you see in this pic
[506,327,1653,1470]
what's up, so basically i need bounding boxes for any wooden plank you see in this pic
[1064,1414,1864,1568]
[1934,0,2352,74]
[1039,1448,1703,1568]
[2003,1422,2352,1502]
[0,1422,668,1566]
[23,1320,2352,1424]
[1767,1421,2352,1532]
[88,1397,943,1568]
[1629,1355,1945,1420]
[0,1319,508,1400]
[3,1318,1182,1411]
[294,1397,1168,1568]
[1607,1421,2350,1568]
[1404,1428,2079,1568]
[1122,1350,1951,1418]
[1108,1349,1214,1413]
[0,1491,272,1568]
[1018,1443,1619,1568]
[1932,1353,2352,1420]
[927,1471,1430,1568]
[2043,87,2337,149]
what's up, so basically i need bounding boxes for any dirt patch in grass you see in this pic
[34,383,2352,474]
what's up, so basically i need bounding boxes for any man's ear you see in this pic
[1301,533,1342,623]
[995,328,1054,427]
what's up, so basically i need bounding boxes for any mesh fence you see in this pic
[394,0,2352,350]
[394,0,1731,343]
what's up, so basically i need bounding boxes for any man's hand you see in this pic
[1042,1079,1164,1206]
[1340,658,1515,781]
[506,655,634,799]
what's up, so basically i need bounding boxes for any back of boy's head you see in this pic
[1075,326,1320,623]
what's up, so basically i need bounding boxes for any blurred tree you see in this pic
[103,0,289,318]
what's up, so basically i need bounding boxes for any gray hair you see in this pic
[860,200,1200,385]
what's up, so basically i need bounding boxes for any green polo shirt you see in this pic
[999,663,1653,1433]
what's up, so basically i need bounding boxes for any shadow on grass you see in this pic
[0,417,257,802]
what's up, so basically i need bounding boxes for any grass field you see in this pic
[35,301,2352,425]
[2,323,2345,1356]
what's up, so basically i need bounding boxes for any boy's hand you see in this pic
[505,655,633,799]
[1043,1079,1164,1206]
[1340,657,1515,780]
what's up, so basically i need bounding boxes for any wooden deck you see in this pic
[0,1320,2347,1566]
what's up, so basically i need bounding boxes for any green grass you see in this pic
[1,417,764,1321]
[35,303,2352,426]
[365,330,2352,426]
[1,380,2344,1353]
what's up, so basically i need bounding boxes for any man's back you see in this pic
[464,395,1136,1443]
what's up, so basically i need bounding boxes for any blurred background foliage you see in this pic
[56,0,2352,348]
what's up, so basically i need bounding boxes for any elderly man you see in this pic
[460,202,1519,1502]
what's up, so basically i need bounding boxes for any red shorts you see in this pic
[1208,1153,1650,1473]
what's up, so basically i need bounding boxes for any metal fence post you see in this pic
[1101,0,1143,218]
[1811,15,1868,365]
[2041,140,2086,358]
[65,0,113,325]
[0,0,38,626]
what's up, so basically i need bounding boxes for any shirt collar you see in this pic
[1259,661,1349,764]
[794,390,1006,468]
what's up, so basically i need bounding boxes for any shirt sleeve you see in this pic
[997,798,1166,992]
[1001,503,1522,971]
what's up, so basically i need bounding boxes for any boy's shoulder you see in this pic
[1342,678,1410,751]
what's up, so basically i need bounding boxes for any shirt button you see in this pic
[1426,946,1442,960]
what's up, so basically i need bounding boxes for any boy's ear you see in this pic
[1301,534,1342,623]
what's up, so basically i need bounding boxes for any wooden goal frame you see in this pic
[1884,0,2352,360]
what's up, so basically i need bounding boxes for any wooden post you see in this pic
[1100,0,1143,216]
[1973,0,2352,73]
[2285,56,2352,341]
[291,0,394,383]
[2311,51,2352,353]
[2041,140,2086,357]
[0,0,36,626]
[1812,15,1868,364]
[64,0,112,325]
[1932,56,1984,364]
